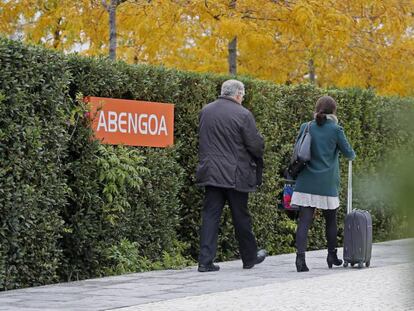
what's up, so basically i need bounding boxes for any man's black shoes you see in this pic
[198,249,267,271]
[243,249,267,269]
[198,263,220,272]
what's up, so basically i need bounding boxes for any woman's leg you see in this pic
[322,209,337,252]
[296,206,316,253]
[323,208,343,268]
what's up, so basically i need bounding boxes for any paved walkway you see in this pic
[0,239,413,311]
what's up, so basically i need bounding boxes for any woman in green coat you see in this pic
[291,96,356,272]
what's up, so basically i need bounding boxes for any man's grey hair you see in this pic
[221,79,245,97]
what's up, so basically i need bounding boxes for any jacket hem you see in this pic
[195,182,257,193]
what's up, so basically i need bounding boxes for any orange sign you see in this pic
[86,97,174,148]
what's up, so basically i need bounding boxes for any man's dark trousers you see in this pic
[198,186,258,266]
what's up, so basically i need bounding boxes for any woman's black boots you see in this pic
[296,249,342,271]
[295,252,309,272]
[327,249,343,268]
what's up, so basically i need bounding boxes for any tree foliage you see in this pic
[1,0,413,96]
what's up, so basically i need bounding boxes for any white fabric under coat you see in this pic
[291,191,340,210]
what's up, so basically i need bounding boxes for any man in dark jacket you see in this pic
[196,79,267,272]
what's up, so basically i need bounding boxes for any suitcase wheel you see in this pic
[358,262,364,269]
[365,261,370,268]
[350,263,355,267]
[343,261,348,268]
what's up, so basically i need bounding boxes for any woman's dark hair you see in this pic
[315,96,337,126]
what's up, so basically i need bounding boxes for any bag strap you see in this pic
[304,121,311,134]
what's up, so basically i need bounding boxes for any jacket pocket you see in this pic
[196,157,237,186]
[236,161,257,188]
[248,161,257,186]
[195,160,208,183]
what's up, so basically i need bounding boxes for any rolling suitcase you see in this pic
[343,161,373,268]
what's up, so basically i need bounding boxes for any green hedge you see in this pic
[0,39,187,289]
[0,38,412,290]
[0,40,70,288]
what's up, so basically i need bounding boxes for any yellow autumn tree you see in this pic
[0,0,413,96]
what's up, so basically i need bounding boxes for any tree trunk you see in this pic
[108,0,117,60]
[102,0,119,60]
[53,18,63,49]
[228,37,237,75]
[308,59,316,84]
[228,0,237,75]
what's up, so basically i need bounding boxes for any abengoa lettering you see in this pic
[96,111,168,136]
[87,96,174,148]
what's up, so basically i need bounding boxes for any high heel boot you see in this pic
[295,252,309,272]
[327,249,343,268]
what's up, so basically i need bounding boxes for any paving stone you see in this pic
[112,263,414,311]
[0,239,412,311]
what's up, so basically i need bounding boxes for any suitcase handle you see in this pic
[347,161,352,214]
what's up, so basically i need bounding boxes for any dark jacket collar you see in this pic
[218,95,240,105]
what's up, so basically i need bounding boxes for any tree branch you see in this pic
[101,0,110,11]
[241,15,285,22]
